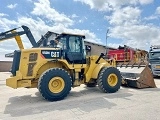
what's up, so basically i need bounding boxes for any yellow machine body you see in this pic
[6,48,114,89]
[6,32,122,101]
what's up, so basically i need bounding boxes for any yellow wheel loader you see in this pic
[6,33,122,101]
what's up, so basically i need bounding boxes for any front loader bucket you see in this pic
[117,62,156,88]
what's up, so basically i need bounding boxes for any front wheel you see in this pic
[38,68,72,101]
[97,67,122,93]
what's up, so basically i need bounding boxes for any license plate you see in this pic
[156,65,160,69]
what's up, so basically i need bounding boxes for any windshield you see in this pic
[68,36,81,52]
[149,52,160,59]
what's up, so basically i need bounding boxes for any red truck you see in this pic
[107,45,135,62]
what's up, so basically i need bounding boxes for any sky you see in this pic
[0,0,160,60]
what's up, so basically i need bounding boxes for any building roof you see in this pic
[61,32,85,38]
[84,40,116,50]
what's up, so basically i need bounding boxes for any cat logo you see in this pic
[51,52,59,57]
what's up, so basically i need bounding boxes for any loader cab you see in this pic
[53,33,86,64]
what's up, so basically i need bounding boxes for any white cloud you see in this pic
[74,0,112,11]
[139,0,153,5]
[7,4,17,9]
[31,0,74,27]
[110,24,160,49]
[71,14,79,18]
[78,20,83,23]
[77,16,88,24]
[0,13,8,17]
[144,6,160,21]
[74,0,153,11]
[17,16,101,44]
[144,15,158,21]
[156,6,160,14]
[108,6,141,25]
[0,17,17,31]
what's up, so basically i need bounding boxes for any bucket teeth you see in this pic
[117,62,156,88]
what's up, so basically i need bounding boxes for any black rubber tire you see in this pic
[38,68,72,101]
[97,67,122,93]
[153,75,158,78]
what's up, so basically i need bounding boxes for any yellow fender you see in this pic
[91,63,107,79]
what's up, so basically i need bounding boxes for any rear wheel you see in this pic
[97,67,122,93]
[38,68,72,101]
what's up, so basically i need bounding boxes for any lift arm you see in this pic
[0,25,38,49]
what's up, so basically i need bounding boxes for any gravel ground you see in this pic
[0,72,160,120]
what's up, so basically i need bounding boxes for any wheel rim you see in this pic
[107,73,118,87]
[48,77,65,93]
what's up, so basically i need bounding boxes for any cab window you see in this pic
[68,36,81,52]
